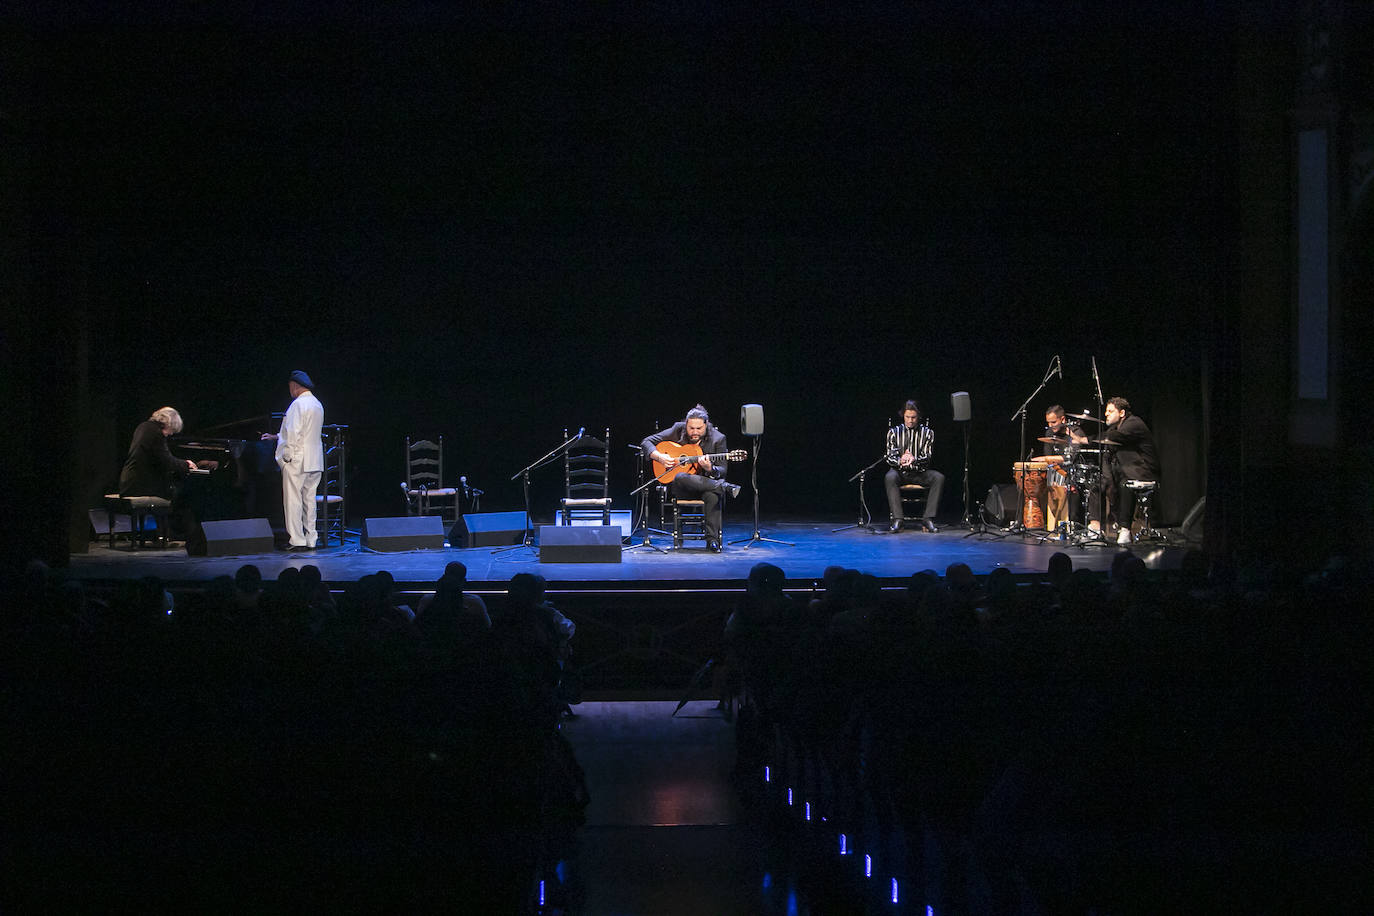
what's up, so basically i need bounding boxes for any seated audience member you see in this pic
[497,573,574,658]
[493,573,576,720]
[806,565,849,624]
[234,564,264,619]
[725,563,796,642]
[945,562,981,613]
[418,563,492,646]
[416,561,490,628]
[982,566,1017,620]
[829,572,883,635]
[1047,551,1073,592]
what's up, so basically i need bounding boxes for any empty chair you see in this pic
[560,427,612,526]
[403,436,461,524]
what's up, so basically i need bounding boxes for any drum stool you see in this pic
[1124,479,1165,542]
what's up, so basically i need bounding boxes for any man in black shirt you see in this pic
[119,406,196,498]
[1072,397,1160,545]
[641,405,741,552]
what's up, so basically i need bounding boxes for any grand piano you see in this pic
[171,415,284,544]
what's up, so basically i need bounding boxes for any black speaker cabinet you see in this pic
[198,518,275,557]
[363,516,446,551]
[983,484,1019,527]
[450,511,528,548]
[538,525,622,563]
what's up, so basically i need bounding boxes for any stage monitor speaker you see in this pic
[199,518,275,557]
[983,484,1019,527]
[554,509,632,534]
[951,391,972,422]
[450,511,528,548]
[538,525,623,563]
[740,403,764,436]
[363,515,445,551]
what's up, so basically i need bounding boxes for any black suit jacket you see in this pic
[1101,414,1160,482]
[641,422,728,480]
[119,420,188,498]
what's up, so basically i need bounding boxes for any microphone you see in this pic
[1055,355,1063,379]
[461,475,469,498]
[576,427,585,440]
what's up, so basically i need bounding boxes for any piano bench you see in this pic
[103,494,172,549]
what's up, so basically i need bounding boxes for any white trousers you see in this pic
[283,468,322,547]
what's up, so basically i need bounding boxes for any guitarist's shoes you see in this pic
[723,483,742,498]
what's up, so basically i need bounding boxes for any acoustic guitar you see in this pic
[652,441,749,484]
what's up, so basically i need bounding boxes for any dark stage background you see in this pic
[26,3,1225,526]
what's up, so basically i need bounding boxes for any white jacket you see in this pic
[276,390,325,473]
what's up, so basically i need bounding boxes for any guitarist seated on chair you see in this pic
[641,404,743,552]
[884,399,945,533]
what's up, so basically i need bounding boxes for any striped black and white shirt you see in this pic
[886,423,934,472]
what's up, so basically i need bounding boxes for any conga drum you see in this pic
[1012,460,1050,529]
[1041,455,1069,529]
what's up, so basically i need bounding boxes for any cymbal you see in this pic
[1037,436,1069,444]
[1066,412,1100,422]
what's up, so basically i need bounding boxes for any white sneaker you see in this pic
[1117,528,1132,546]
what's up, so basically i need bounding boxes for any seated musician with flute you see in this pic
[641,404,742,552]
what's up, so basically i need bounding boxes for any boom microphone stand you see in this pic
[1006,356,1062,541]
[624,444,668,553]
[492,429,583,556]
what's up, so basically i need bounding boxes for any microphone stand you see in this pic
[624,444,668,553]
[492,431,581,556]
[833,456,886,533]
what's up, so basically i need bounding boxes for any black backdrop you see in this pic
[33,3,1226,525]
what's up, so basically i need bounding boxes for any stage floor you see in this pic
[70,515,1195,591]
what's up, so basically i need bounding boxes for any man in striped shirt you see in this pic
[884,400,944,533]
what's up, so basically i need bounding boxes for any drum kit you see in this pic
[1019,411,1114,541]
[990,357,1114,545]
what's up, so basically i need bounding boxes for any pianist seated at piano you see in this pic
[119,406,198,500]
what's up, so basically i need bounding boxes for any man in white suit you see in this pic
[269,370,325,550]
